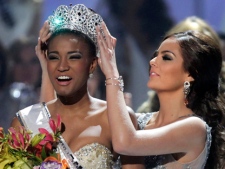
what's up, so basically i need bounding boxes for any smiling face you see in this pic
[47,32,97,97]
[148,37,193,93]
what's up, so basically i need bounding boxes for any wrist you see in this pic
[105,76,124,92]
[105,72,119,80]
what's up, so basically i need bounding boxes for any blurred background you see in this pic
[0,0,225,130]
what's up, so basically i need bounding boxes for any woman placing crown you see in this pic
[11,4,144,169]
[96,21,225,168]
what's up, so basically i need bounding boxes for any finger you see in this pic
[35,45,38,55]
[36,38,42,54]
[100,22,113,48]
[97,31,108,52]
[40,21,51,42]
[97,57,102,66]
[111,37,117,49]
[101,22,111,37]
[100,31,108,49]
[42,32,52,43]
[39,21,47,36]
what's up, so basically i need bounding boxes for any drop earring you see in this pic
[183,81,190,105]
[89,73,93,78]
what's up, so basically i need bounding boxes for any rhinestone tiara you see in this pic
[47,4,103,54]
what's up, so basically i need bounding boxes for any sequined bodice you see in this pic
[74,143,114,169]
[137,112,212,169]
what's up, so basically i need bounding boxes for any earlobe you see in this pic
[185,73,194,82]
[187,75,194,82]
[89,57,98,73]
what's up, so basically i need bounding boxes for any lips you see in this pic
[150,71,159,77]
[56,75,72,85]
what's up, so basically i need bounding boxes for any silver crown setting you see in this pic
[48,4,103,53]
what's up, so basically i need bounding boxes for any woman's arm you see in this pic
[120,107,145,169]
[96,22,206,156]
[36,21,56,102]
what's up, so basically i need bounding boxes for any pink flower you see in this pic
[38,128,54,144]
[49,114,61,134]
[8,126,31,150]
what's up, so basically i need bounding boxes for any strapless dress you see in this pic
[74,142,115,169]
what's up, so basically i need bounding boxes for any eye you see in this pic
[69,54,81,60]
[47,54,59,60]
[162,55,172,61]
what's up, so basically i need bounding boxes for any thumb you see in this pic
[97,57,102,67]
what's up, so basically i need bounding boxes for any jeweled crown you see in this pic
[48,4,103,54]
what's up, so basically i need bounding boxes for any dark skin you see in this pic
[11,32,144,168]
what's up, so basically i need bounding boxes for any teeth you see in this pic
[58,76,70,80]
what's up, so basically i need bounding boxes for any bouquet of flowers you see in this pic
[0,115,68,169]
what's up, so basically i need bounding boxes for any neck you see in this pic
[154,91,194,126]
[57,86,88,105]
[55,92,92,115]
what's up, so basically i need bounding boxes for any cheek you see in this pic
[72,60,91,74]
[163,65,184,80]
[46,62,57,77]
[163,65,186,87]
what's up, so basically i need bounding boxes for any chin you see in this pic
[147,82,160,91]
[56,90,71,97]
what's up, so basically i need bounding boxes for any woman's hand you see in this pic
[36,21,56,102]
[96,22,119,79]
[35,21,51,72]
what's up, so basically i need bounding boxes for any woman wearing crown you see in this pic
[10,4,144,169]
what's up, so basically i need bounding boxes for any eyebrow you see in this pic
[48,51,82,55]
[67,51,82,55]
[161,50,176,57]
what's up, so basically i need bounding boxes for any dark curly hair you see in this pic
[165,31,225,169]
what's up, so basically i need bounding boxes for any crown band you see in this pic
[47,4,103,55]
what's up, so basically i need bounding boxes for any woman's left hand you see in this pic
[96,22,119,79]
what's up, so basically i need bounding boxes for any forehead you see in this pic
[158,37,181,55]
[49,34,88,48]
[50,33,84,43]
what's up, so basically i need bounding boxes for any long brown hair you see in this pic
[165,31,225,169]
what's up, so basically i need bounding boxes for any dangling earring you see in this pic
[89,73,93,78]
[183,81,190,105]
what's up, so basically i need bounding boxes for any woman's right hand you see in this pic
[36,21,56,102]
[35,21,51,72]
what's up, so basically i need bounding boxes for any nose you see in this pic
[58,59,70,72]
[150,57,157,67]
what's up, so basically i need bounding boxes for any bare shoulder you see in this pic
[91,97,107,107]
[90,97,107,115]
[181,116,206,131]
[173,116,207,143]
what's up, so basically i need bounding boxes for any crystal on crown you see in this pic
[48,4,103,52]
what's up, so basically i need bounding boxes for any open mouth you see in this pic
[57,76,72,82]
